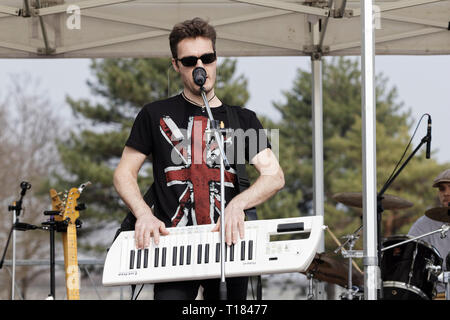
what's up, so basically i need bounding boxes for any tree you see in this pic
[57,58,249,252]
[252,57,447,253]
[0,74,64,299]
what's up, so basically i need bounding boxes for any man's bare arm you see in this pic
[212,148,285,245]
[113,146,168,248]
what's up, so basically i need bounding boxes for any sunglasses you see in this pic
[176,52,217,67]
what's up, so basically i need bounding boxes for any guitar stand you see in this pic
[41,209,83,300]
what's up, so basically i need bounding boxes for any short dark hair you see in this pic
[169,17,216,59]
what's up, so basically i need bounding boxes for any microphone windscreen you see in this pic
[192,67,206,86]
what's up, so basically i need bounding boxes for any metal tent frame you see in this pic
[1,0,449,300]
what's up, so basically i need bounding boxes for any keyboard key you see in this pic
[162,247,167,267]
[172,247,177,266]
[248,240,254,260]
[205,244,210,263]
[154,248,159,268]
[180,246,184,265]
[136,249,142,269]
[241,241,246,261]
[216,243,220,263]
[187,245,192,265]
[197,244,202,264]
[230,244,235,262]
[129,250,135,269]
[144,249,149,268]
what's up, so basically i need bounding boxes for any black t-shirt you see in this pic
[125,94,270,227]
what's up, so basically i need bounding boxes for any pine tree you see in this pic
[251,57,447,252]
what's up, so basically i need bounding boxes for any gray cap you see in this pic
[432,169,450,187]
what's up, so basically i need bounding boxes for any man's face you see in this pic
[171,37,217,96]
[437,182,450,207]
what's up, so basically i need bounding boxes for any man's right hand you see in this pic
[134,212,169,249]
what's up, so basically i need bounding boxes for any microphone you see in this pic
[426,115,431,159]
[20,181,31,196]
[192,67,207,87]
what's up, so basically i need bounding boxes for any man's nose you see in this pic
[195,58,204,68]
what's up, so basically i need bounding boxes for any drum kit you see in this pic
[302,192,450,300]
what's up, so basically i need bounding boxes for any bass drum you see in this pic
[381,235,443,300]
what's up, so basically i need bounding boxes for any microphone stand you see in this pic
[375,129,431,299]
[0,182,31,300]
[200,86,231,300]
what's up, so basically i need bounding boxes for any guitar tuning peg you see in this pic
[78,181,91,193]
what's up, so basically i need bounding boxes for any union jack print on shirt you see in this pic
[159,115,236,227]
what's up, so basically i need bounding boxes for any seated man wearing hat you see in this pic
[408,169,450,295]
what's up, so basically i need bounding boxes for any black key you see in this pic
[154,248,159,268]
[230,244,235,262]
[187,245,192,265]
[225,245,228,262]
[162,247,167,267]
[144,249,149,268]
[205,244,210,263]
[248,240,254,260]
[180,246,184,265]
[172,247,177,266]
[197,244,202,264]
[129,250,135,269]
[216,243,220,262]
[241,241,246,261]
[136,249,142,269]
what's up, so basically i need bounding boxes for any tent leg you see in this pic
[311,20,326,299]
[361,0,380,300]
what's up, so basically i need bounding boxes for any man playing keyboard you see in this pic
[113,17,285,300]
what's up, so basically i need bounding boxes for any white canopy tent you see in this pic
[1,0,449,300]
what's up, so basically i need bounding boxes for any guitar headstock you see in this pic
[50,189,65,220]
[63,182,91,224]
[50,182,90,224]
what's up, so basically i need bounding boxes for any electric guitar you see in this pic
[50,182,90,300]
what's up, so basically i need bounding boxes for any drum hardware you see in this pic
[326,226,363,274]
[335,228,364,300]
[424,206,450,223]
[425,262,442,279]
[306,273,315,300]
[381,224,449,252]
[437,271,450,300]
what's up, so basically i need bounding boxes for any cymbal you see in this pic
[332,192,413,210]
[302,253,364,288]
[425,206,450,223]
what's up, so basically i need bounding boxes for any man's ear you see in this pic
[171,58,180,73]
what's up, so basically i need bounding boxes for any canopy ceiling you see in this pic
[0,0,449,59]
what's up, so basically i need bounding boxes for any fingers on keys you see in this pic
[135,223,169,249]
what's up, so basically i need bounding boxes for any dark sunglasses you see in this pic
[176,52,217,67]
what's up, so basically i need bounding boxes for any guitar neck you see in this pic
[64,223,80,300]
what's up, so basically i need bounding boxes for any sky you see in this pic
[0,55,449,167]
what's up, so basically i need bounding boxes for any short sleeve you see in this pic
[244,110,271,163]
[125,107,153,156]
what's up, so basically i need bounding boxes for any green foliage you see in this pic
[254,57,447,253]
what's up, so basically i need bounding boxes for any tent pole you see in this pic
[361,0,380,300]
[311,18,326,299]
